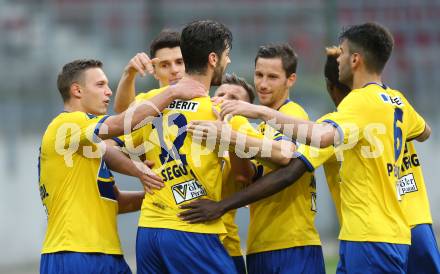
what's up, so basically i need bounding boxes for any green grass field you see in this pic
[325,256,339,274]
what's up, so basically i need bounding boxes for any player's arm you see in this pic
[179,158,308,223]
[228,152,255,186]
[229,131,294,166]
[100,77,206,140]
[103,142,164,194]
[113,186,145,214]
[414,122,431,142]
[188,114,294,166]
[219,100,338,148]
[114,53,159,113]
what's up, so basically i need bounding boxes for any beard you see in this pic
[211,63,225,86]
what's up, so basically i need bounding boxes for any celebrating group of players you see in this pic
[38,19,440,273]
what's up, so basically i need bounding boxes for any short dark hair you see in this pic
[180,20,232,74]
[149,29,181,58]
[222,73,255,103]
[255,43,298,77]
[57,59,102,102]
[339,22,394,73]
[324,52,350,95]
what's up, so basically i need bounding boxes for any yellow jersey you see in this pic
[39,112,122,254]
[296,115,343,225]
[398,142,432,226]
[323,83,426,244]
[247,99,320,255]
[220,153,244,257]
[123,87,261,235]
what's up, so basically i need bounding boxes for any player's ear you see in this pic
[351,52,361,70]
[286,72,297,88]
[70,83,82,99]
[208,52,218,68]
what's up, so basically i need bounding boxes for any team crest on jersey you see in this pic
[396,173,418,200]
[166,100,199,112]
[379,93,404,107]
[172,179,207,204]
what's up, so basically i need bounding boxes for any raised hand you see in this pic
[168,77,207,101]
[125,52,160,77]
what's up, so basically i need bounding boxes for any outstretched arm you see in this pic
[219,100,338,148]
[114,186,145,214]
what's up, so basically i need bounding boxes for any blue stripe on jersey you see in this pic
[294,151,315,172]
[93,115,110,142]
[322,119,344,146]
[98,180,116,200]
[112,137,125,147]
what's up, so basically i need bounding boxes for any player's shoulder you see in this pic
[135,86,168,101]
[280,99,309,120]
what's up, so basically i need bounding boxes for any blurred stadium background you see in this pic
[1,0,439,273]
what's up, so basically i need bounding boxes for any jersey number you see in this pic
[393,108,403,161]
[152,113,188,165]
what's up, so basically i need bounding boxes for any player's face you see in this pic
[254,57,290,108]
[80,68,112,115]
[153,47,185,87]
[337,40,353,88]
[214,84,250,103]
[211,47,231,86]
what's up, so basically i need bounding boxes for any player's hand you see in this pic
[211,96,226,106]
[220,100,264,120]
[133,159,164,194]
[178,199,225,223]
[168,77,207,101]
[187,107,232,144]
[325,46,341,57]
[125,52,159,77]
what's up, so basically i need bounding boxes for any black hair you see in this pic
[180,20,232,74]
[255,43,298,77]
[149,29,181,58]
[339,22,394,73]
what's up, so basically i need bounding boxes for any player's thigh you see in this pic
[408,224,440,274]
[40,252,131,274]
[158,229,237,274]
[136,227,166,274]
[338,241,409,274]
[247,246,325,274]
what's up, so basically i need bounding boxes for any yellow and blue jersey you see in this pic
[398,141,432,226]
[220,153,244,257]
[322,83,426,244]
[122,86,262,235]
[296,114,343,225]
[39,111,122,254]
[247,99,320,255]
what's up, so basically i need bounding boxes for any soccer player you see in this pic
[215,73,256,274]
[114,29,184,113]
[183,23,432,273]
[38,59,204,273]
[184,44,324,274]
[123,20,239,274]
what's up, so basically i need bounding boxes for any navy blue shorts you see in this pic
[337,240,409,274]
[40,251,131,274]
[231,255,246,274]
[408,224,440,274]
[136,227,237,274]
[246,246,325,274]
